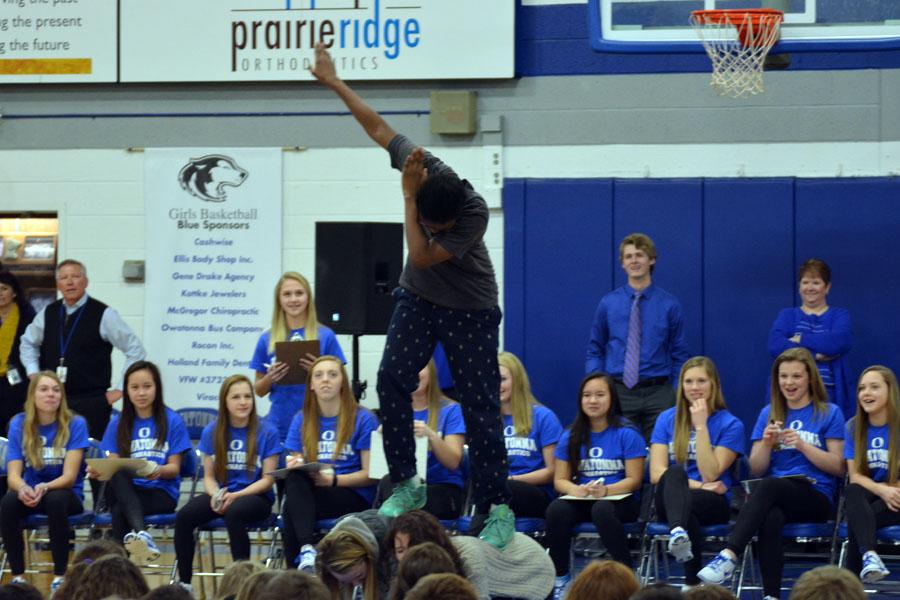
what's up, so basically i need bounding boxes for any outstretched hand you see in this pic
[310,42,338,86]
[402,148,428,201]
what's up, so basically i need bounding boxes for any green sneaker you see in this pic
[378,478,426,517]
[478,503,515,550]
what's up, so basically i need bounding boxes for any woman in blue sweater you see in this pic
[768,258,853,415]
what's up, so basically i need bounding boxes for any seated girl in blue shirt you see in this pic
[545,372,646,598]
[377,359,466,521]
[173,374,280,592]
[89,360,192,564]
[698,348,845,599]
[499,351,563,519]
[843,365,900,583]
[282,355,379,568]
[649,356,745,586]
[1,371,89,591]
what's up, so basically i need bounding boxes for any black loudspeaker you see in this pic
[315,222,403,335]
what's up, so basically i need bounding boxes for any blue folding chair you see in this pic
[838,523,900,589]
[184,456,279,590]
[736,479,844,598]
[176,408,219,443]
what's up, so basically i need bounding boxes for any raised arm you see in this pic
[310,43,396,149]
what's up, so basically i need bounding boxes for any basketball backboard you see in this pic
[589,0,900,52]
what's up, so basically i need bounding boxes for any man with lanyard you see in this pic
[585,233,689,442]
[20,259,146,439]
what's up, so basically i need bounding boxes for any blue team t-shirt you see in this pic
[100,407,193,501]
[414,401,466,489]
[284,407,379,503]
[650,406,745,501]
[199,419,281,501]
[751,402,845,502]
[7,413,90,501]
[555,424,646,489]
[504,405,564,496]
[249,326,346,441]
[845,421,893,483]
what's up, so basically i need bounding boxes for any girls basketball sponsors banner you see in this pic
[144,148,282,411]
[0,0,117,83]
[119,0,514,82]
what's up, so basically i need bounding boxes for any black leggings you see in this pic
[726,477,832,597]
[282,471,371,562]
[105,471,177,541]
[545,495,640,574]
[173,492,272,584]
[0,489,83,576]
[843,482,900,575]
[654,465,731,585]
[509,479,552,519]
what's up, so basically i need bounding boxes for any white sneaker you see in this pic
[861,550,890,583]
[668,526,694,563]
[176,581,194,596]
[11,576,27,585]
[697,551,737,585]
[125,529,161,565]
[297,544,317,573]
[50,576,64,596]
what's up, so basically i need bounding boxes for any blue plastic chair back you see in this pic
[177,407,219,441]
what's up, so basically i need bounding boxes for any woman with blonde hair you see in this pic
[843,365,900,582]
[498,351,562,518]
[382,358,466,520]
[698,348,845,599]
[282,356,379,569]
[173,374,280,592]
[316,513,391,600]
[251,271,346,441]
[0,371,89,592]
[649,356,744,586]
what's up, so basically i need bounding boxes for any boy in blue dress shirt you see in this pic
[586,233,689,441]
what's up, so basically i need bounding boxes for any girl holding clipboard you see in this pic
[250,272,346,441]
[281,355,379,570]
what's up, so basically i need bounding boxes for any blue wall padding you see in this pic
[503,176,900,432]
[702,178,796,427]
[795,178,900,411]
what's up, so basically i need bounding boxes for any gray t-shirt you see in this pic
[388,134,498,310]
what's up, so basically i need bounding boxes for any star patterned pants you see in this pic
[376,287,511,511]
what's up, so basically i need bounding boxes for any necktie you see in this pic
[623,292,642,388]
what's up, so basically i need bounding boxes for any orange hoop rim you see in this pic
[691,8,784,27]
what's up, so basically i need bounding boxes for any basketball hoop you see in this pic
[690,9,784,98]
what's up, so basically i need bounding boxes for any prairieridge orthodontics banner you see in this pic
[119,0,514,82]
[144,148,282,411]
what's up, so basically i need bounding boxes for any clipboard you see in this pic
[741,473,814,495]
[559,492,632,501]
[86,458,151,481]
[266,461,331,479]
[275,340,320,385]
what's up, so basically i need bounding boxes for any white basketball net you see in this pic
[690,10,783,98]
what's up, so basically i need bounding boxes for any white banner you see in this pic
[144,148,283,411]
[120,0,514,82]
[0,0,117,83]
